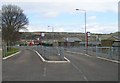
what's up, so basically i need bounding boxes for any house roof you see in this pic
[108,36,120,41]
[112,41,120,47]
[80,41,101,45]
[64,37,82,42]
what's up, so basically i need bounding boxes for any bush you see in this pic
[37,43,53,47]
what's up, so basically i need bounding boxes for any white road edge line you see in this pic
[34,50,46,62]
[97,57,120,64]
[3,51,21,60]
[34,50,70,63]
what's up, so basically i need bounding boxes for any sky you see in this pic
[0,0,119,34]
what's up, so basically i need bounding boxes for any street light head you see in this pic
[76,9,79,10]
[75,9,86,12]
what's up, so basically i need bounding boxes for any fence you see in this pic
[30,46,65,61]
[2,45,119,61]
[66,46,119,61]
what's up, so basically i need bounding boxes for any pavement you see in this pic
[2,46,119,81]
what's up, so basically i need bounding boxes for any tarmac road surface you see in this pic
[2,47,118,81]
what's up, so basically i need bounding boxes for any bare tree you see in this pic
[1,4,29,46]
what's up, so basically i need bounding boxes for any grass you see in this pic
[6,47,19,57]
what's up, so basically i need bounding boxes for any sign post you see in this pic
[40,32,45,46]
[86,32,90,48]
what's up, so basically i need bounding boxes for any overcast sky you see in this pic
[0,0,119,34]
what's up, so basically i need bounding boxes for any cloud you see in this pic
[26,25,48,32]
[26,22,118,34]
[1,0,118,33]
[42,11,60,18]
[88,16,96,21]
[0,0,118,13]
[86,23,118,34]
[0,0,118,20]
[24,24,65,32]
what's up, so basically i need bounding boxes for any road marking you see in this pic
[64,57,70,62]
[34,50,46,62]
[43,67,46,77]
[71,62,89,81]
[34,50,70,63]
[66,51,92,57]
[3,51,21,60]
[45,58,70,63]
[97,57,120,64]
[85,54,92,57]
[66,51,119,64]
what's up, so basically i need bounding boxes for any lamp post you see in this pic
[76,9,87,52]
[48,26,54,46]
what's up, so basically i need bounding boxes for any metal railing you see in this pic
[29,46,65,61]
[66,46,119,61]
[2,45,119,61]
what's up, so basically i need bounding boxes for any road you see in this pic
[2,47,118,81]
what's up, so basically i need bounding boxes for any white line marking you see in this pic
[43,67,46,77]
[97,57,120,64]
[71,63,88,81]
[3,51,21,60]
[67,51,119,64]
[66,51,92,57]
[34,50,45,62]
[45,60,70,63]
[64,57,70,62]
[85,54,92,57]
[34,50,70,63]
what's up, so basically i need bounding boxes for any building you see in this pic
[112,36,120,47]
[58,37,82,47]
[80,41,101,47]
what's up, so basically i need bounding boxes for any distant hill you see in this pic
[19,31,119,42]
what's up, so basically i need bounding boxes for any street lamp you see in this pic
[48,26,54,46]
[48,26,54,32]
[76,9,87,52]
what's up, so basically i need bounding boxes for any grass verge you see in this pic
[6,48,19,57]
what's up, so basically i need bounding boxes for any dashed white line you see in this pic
[71,62,89,81]
[43,67,46,77]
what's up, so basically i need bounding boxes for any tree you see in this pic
[1,4,29,46]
